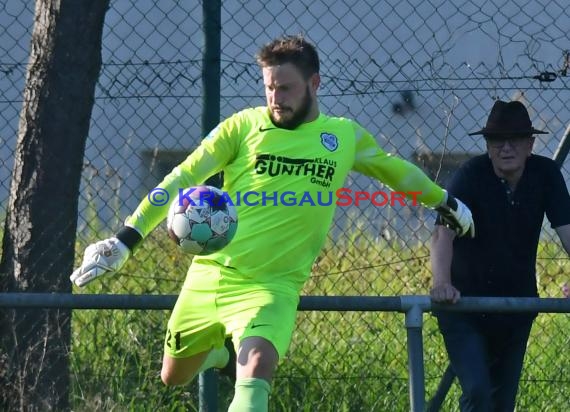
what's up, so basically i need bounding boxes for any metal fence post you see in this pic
[199,369,218,412]
[199,1,222,411]
[553,124,570,168]
[401,296,429,412]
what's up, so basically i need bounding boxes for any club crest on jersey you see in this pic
[320,133,338,152]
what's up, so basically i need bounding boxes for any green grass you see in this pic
[69,228,570,411]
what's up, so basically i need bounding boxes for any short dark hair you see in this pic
[256,34,320,79]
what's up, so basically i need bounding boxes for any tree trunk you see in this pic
[0,1,109,410]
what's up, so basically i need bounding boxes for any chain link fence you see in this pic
[1,0,569,410]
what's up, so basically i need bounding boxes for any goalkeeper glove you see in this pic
[70,226,142,287]
[435,191,475,238]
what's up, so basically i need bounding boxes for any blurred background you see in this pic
[1,0,569,410]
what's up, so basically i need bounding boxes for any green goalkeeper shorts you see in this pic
[163,260,300,360]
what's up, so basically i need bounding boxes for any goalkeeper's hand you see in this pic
[70,237,131,287]
[435,191,475,238]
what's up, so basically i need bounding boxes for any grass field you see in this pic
[69,228,570,411]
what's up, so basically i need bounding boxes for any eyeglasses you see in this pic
[486,138,530,149]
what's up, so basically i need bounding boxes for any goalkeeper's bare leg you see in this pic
[161,336,277,412]
[160,351,210,386]
[160,335,277,384]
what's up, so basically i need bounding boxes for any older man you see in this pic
[430,100,570,411]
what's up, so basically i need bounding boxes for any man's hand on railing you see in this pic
[430,282,461,304]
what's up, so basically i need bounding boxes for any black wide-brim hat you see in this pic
[468,100,548,138]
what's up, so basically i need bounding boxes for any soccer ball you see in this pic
[166,185,238,255]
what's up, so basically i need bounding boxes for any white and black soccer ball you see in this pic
[166,185,238,255]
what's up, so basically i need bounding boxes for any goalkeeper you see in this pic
[71,34,474,412]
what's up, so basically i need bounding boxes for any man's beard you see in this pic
[270,86,313,130]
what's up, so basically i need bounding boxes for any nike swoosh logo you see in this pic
[250,323,270,329]
[259,126,277,132]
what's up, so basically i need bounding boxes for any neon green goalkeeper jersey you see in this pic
[126,107,445,289]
